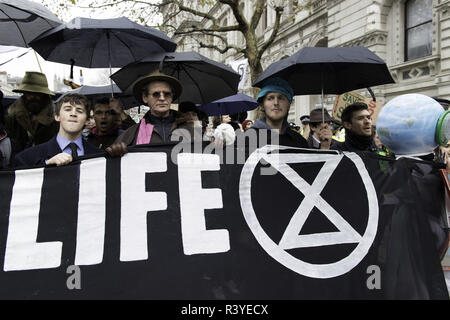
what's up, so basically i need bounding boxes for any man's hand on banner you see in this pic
[105,142,128,157]
[45,153,73,167]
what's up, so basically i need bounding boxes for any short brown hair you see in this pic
[341,102,369,124]
[56,93,90,116]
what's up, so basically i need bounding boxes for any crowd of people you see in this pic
[0,69,449,171]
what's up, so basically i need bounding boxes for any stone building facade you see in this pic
[162,0,449,124]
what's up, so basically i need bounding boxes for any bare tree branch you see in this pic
[175,24,241,35]
[250,0,266,30]
[219,0,248,33]
[198,42,243,55]
[159,0,220,26]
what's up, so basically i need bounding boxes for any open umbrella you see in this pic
[253,46,395,94]
[253,46,395,122]
[0,0,61,71]
[198,93,258,116]
[56,84,140,110]
[29,17,177,94]
[0,0,61,47]
[110,51,241,104]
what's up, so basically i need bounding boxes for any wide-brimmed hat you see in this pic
[309,108,333,123]
[132,70,182,104]
[13,71,54,96]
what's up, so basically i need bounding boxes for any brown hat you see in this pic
[13,71,54,96]
[132,70,182,104]
[309,108,333,123]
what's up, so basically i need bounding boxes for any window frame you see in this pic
[404,0,433,61]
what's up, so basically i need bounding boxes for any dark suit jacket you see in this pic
[14,136,102,167]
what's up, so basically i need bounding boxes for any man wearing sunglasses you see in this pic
[110,70,194,150]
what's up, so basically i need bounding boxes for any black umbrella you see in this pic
[29,17,177,94]
[56,84,140,110]
[253,46,395,94]
[110,51,241,104]
[198,93,258,116]
[0,0,61,48]
[30,17,176,68]
[253,46,395,122]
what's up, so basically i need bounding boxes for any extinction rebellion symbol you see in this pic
[239,145,379,279]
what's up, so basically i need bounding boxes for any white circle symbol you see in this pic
[239,145,379,279]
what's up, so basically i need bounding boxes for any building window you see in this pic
[405,0,432,61]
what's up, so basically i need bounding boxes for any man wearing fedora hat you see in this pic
[111,69,195,149]
[5,71,58,152]
[306,108,335,150]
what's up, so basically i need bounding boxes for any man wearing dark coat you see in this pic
[5,71,58,153]
[14,94,101,167]
[87,97,124,150]
[331,102,378,152]
[112,70,195,146]
[306,108,336,150]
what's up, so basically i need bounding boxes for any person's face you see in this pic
[311,122,331,138]
[222,115,231,123]
[344,109,372,137]
[142,81,173,117]
[245,121,253,129]
[93,104,114,135]
[373,131,383,149]
[55,102,87,137]
[262,92,290,123]
[22,92,47,114]
[84,115,96,130]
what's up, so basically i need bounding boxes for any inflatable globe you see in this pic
[376,94,449,155]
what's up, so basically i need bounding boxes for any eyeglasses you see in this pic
[150,91,172,99]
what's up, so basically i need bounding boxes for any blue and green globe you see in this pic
[376,94,445,155]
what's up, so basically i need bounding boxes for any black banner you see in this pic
[0,143,448,299]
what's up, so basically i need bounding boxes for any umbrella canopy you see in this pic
[198,93,258,116]
[0,0,61,47]
[253,46,395,95]
[110,51,241,104]
[56,84,140,110]
[29,17,176,68]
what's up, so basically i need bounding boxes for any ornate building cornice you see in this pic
[339,30,388,48]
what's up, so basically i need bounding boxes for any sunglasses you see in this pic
[150,91,172,99]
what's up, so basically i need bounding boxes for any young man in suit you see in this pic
[14,93,101,167]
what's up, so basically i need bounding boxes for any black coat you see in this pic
[246,126,309,149]
[14,136,102,167]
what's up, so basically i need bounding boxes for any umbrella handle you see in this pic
[367,87,376,102]
[70,59,75,80]
[158,55,175,72]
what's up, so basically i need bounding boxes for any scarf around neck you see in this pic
[345,128,376,151]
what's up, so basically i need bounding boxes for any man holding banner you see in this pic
[14,93,101,167]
